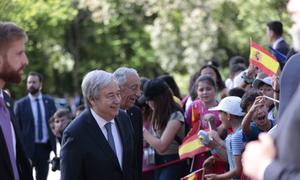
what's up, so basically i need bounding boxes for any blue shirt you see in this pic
[225,129,244,171]
[244,119,275,142]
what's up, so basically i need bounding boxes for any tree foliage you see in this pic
[0,0,289,98]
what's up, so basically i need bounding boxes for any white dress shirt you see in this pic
[90,109,123,168]
[28,93,49,143]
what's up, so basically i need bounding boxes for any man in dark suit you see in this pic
[266,20,290,68]
[0,22,33,180]
[14,72,57,180]
[113,67,143,180]
[60,70,135,180]
[243,1,300,179]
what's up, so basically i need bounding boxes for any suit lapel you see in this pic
[25,96,35,124]
[85,109,122,171]
[42,96,49,119]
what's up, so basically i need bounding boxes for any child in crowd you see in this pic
[240,89,275,141]
[199,64,227,100]
[52,109,73,143]
[185,76,223,132]
[252,76,277,121]
[185,76,224,170]
[203,96,245,180]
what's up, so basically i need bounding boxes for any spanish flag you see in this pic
[179,103,210,159]
[181,168,205,180]
[250,41,279,76]
[178,134,209,159]
[184,103,200,141]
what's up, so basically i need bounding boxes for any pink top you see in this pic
[185,99,221,130]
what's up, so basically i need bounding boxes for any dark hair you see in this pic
[267,21,283,36]
[188,71,202,100]
[28,71,43,82]
[229,56,246,69]
[228,87,245,98]
[140,77,150,91]
[54,109,72,120]
[240,88,263,112]
[230,64,246,77]
[75,105,85,115]
[0,22,27,53]
[158,74,181,99]
[195,75,217,92]
[206,59,220,68]
[144,79,181,130]
[199,64,225,92]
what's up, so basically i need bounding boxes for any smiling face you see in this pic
[197,81,216,105]
[120,73,141,109]
[0,38,28,85]
[90,80,121,121]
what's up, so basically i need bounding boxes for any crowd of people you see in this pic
[0,0,300,180]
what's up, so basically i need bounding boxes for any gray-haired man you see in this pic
[60,70,135,180]
[113,67,143,180]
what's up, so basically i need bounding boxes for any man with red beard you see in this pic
[14,72,57,180]
[0,22,33,180]
[242,0,300,179]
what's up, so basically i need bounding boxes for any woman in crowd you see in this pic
[142,79,188,180]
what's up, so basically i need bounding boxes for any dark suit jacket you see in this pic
[274,39,290,69]
[127,106,143,180]
[60,109,135,180]
[275,39,289,56]
[14,95,57,159]
[0,92,33,180]
[264,90,300,179]
[278,53,300,119]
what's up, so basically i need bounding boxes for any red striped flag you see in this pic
[181,168,205,180]
[179,134,210,159]
[179,103,210,159]
[250,41,279,76]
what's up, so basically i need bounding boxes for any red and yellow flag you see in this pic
[250,41,279,76]
[181,168,205,180]
[183,103,200,142]
[179,103,209,159]
[178,133,209,159]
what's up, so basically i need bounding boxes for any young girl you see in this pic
[199,64,227,99]
[185,76,222,130]
[185,76,224,170]
[142,79,188,180]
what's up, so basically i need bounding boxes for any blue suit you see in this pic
[273,39,290,69]
[14,95,56,180]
